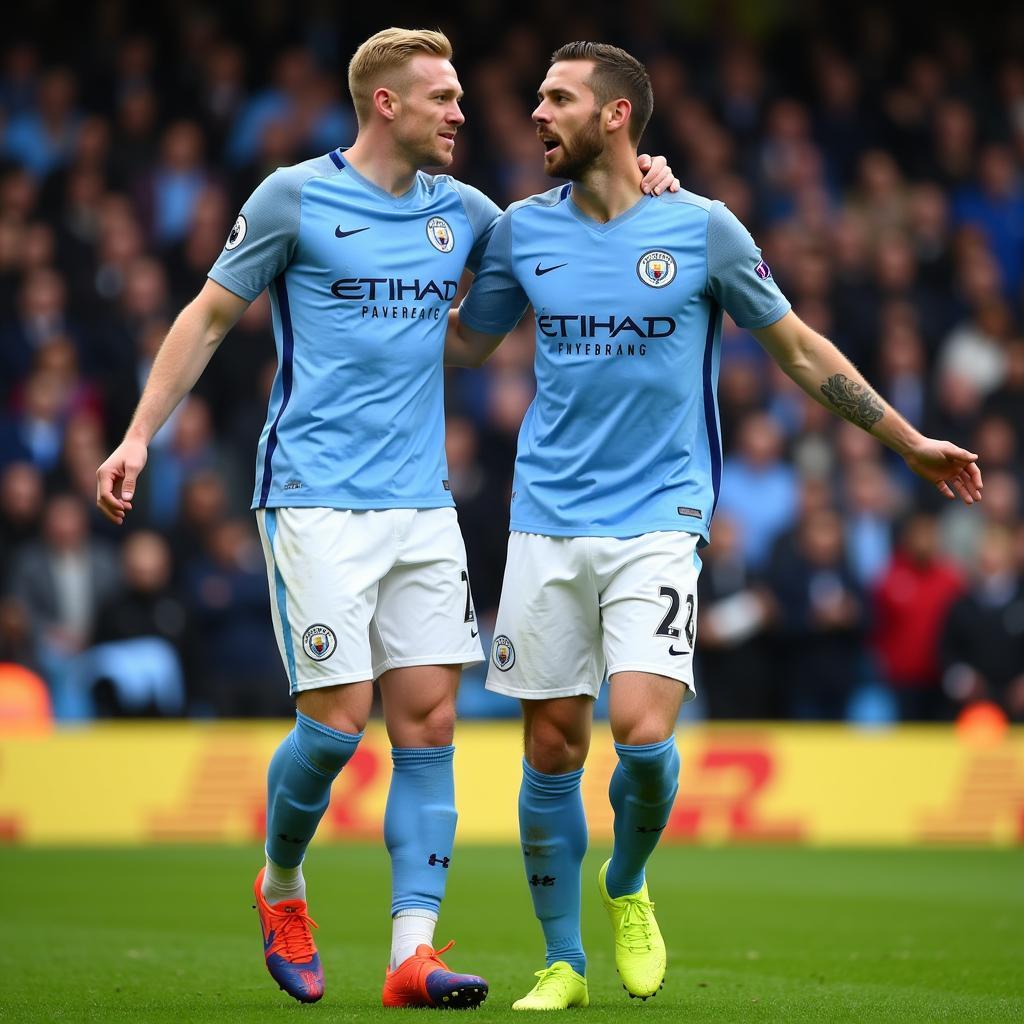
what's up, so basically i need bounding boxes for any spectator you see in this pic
[0,267,78,387]
[184,518,286,717]
[941,524,1024,720]
[0,369,68,473]
[136,120,211,247]
[225,48,352,168]
[0,9,1018,721]
[91,530,197,716]
[953,144,1024,297]
[144,394,243,527]
[444,414,509,619]
[768,508,865,720]
[871,513,965,719]
[718,412,799,571]
[3,67,80,178]
[6,493,119,717]
[696,514,777,718]
[984,338,1024,447]
[0,460,43,565]
[841,458,897,588]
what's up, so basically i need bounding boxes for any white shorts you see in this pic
[485,531,701,701]
[257,507,484,694]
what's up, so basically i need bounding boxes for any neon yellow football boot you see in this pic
[512,962,589,1011]
[597,859,666,999]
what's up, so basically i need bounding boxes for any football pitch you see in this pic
[1,845,1020,1023]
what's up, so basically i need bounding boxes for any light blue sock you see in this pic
[384,746,457,916]
[605,737,680,898]
[266,711,362,868]
[519,760,587,976]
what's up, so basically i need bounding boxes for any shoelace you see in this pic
[617,894,656,952]
[530,964,574,998]
[267,903,319,962]
[422,939,455,970]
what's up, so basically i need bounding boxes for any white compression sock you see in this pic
[390,909,439,969]
[262,856,306,904]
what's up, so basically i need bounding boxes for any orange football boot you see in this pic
[382,940,488,1009]
[253,867,324,1003]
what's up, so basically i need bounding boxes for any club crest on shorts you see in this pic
[225,214,247,250]
[636,249,676,288]
[302,623,337,661]
[492,634,516,672]
[426,217,455,252]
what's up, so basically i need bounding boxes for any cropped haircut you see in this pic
[550,42,653,143]
[348,28,453,125]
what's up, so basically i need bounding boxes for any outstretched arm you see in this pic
[96,279,250,524]
[444,307,508,368]
[753,311,983,504]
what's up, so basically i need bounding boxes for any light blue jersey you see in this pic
[459,186,790,541]
[208,149,500,510]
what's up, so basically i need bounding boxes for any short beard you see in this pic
[548,111,604,180]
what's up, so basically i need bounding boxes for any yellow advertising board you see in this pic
[1,723,1022,846]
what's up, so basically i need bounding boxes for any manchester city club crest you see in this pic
[225,214,247,250]
[492,634,516,672]
[302,623,337,662]
[636,249,676,288]
[426,217,455,252]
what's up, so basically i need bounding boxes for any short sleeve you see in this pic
[208,166,309,301]
[706,201,791,330]
[458,209,530,334]
[448,180,502,274]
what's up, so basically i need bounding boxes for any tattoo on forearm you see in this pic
[820,374,884,430]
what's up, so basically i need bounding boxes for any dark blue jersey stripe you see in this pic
[559,183,572,200]
[259,273,296,506]
[329,149,345,170]
[702,301,722,517]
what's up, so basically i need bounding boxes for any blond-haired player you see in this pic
[96,27,678,1009]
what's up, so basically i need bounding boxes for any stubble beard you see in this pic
[547,111,604,181]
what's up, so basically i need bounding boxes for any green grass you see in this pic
[0,845,1021,1023]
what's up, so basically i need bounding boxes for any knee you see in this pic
[525,719,588,775]
[421,702,456,747]
[296,684,370,736]
[402,700,457,748]
[614,722,675,747]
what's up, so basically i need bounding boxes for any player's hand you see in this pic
[96,437,149,525]
[638,154,680,195]
[902,438,983,505]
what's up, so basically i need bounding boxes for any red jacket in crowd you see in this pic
[871,553,965,688]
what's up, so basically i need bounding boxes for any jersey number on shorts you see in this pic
[460,569,475,623]
[655,586,695,650]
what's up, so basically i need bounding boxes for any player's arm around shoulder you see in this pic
[446,202,531,368]
[752,311,983,506]
[96,279,250,525]
[444,308,507,368]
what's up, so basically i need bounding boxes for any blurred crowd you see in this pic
[0,2,1022,722]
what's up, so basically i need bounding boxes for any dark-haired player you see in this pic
[447,41,982,1010]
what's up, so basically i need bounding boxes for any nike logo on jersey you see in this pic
[535,262,567,276]
[335,226,369,238]
[471,629,479,638]
[668,645,688,656]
